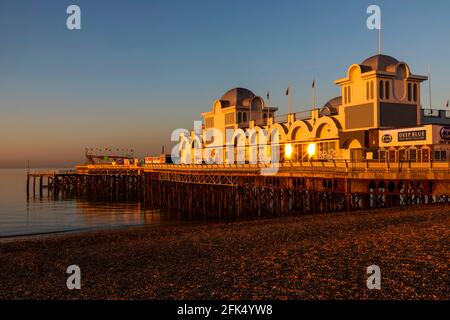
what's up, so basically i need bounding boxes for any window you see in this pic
[407,83,412,101]
[409,149,417,162]
[370,81,374,100]
[344,86,351,104]
[422,149,429,162]
[399,149,406,161]
[379,80,384,99]
[388,150,395,162]
[243,112,247,122]
[366,82,369,100]
[413,84,418,102]
[348,86,351,104]
[344,87,347,104]
[434,150,447,161]
[225,113,234,125]
[205,117,214,128]
[237,112,242,123]
[385,81,390,100]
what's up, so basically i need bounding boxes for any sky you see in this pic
[1,0,450,167]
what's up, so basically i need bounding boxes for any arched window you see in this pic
[407,83,412,101]
[385,81,390,100]
[396,64,407,80]
[243,112,247,122]
[413,84,418,102]
[379,80,384,100]
[344,87,347,104]
[237,112,242,123]
[370,81,374,100]
[348,86,351,104]
[263,113,268,119]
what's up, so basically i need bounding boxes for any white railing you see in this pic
[144,160,450,173]
[294,111,312,121]
[423,109,440,117]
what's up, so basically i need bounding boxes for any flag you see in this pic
[312,79,315,88]
[285,86,290,96]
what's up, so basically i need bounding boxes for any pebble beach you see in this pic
[0,205,448,300]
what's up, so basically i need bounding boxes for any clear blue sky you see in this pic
[1,0,450,167]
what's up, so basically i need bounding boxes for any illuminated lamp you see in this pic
[285,144,293,160]
[307,143,316,158]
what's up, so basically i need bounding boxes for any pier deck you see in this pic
[29,161,450,218]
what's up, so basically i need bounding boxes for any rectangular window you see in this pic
[434,150,447,161]
[330,141,336,158]
[434,151,440,161]
[388,150,396,162]
[224,113,234,125]
[399,149,406,162]
[409,150,417,162]
[205,117,214,128]
[422,149,429,162]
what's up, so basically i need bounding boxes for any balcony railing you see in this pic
[274,114,288,123]
[254,118,269,126]
[145,159,450,175]
[423,109,440,117]
[445,111,450,119]
[237,121,250,128]
[294,111,312,121]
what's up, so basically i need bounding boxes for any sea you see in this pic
[0,168,174,238]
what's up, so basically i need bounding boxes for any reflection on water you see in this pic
[0,169,183,238]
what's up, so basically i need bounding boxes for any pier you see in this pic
[25,54,450,219]
[26,171,56,198]
[29,160,450,219]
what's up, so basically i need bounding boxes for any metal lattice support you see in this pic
[40,165,450,219]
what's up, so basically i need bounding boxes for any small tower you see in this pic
[334,54,428,131]
[201,87,278,134]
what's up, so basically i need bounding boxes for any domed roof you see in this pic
[323,96,342,109]
[361,54,399,71]
[220,87,256,107]
[320,96,341,116]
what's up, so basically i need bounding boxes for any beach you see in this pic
[0,205,448,300]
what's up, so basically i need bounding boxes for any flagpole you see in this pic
[249,99,252,126]
[312,79,316,111]
[378,28,382,55]
[288,85,292,115]
[428,65,432,110]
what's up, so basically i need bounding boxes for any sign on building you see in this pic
[398,130,426,142]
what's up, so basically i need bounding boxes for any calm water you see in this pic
[0,169,170,238]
